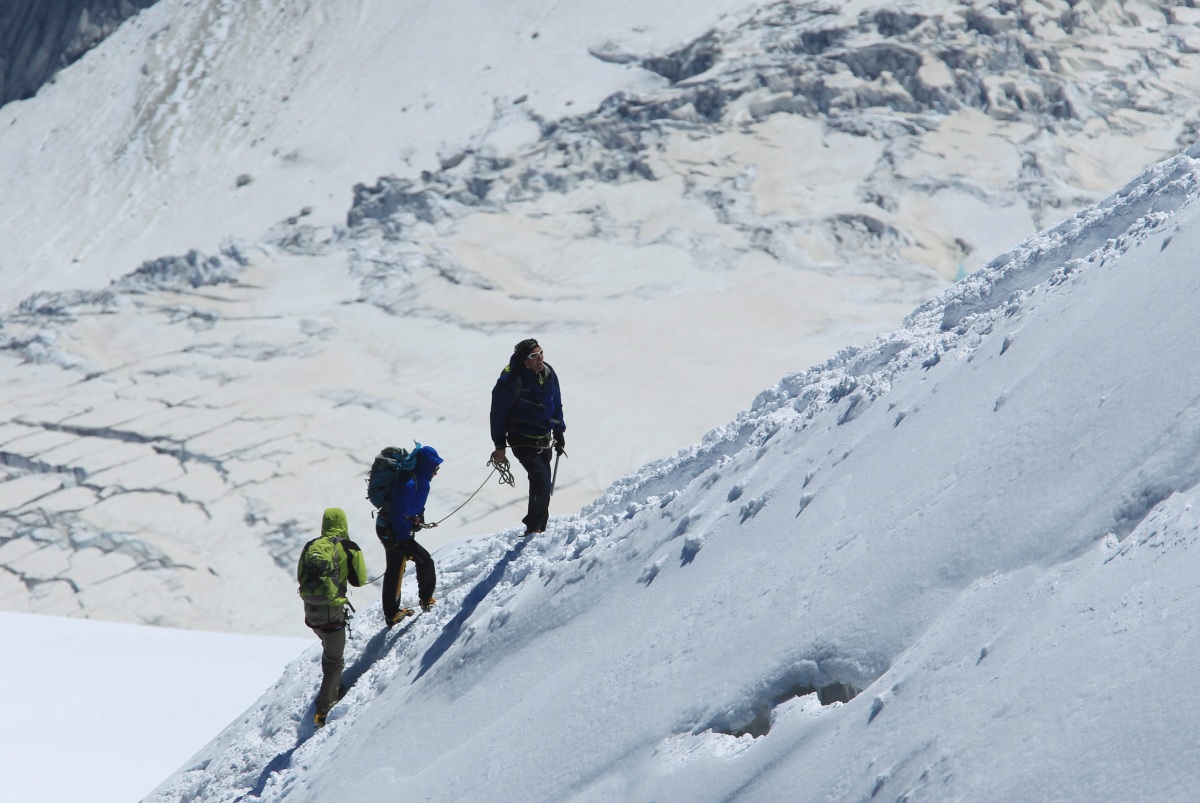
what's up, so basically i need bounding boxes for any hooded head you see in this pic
[414,444,443,482]
[321,507,349,539]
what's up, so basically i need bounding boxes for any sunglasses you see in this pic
[525,350,544,360]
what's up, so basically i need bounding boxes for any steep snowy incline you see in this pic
[149,146,1200,802]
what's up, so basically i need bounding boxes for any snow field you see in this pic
[0,612,305,803]
[149,144,1200,801]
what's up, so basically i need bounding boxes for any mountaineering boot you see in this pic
[420,597,437,612]
[314,711,327,728]
[389,607,415,626]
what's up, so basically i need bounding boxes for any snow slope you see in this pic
[148,143,1200,801]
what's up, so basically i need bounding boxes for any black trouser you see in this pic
[511,439,554,532]
[381,538,436,620]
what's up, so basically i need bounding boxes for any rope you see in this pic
[489,456,516,487]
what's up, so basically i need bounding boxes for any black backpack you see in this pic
[366,446,416,510]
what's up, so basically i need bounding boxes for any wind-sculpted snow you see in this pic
[150,144,1200,801]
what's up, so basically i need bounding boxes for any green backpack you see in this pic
[297,535,345,604]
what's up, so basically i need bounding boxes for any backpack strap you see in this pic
[296,537,318,582]
[342,539,364,585]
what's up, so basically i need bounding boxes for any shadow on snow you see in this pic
[414,537,528,681]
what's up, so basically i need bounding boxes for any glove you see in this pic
[553,432,566,456]
[491,447,508,465]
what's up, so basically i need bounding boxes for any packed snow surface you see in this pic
[0,612,305,803]
[148,145,1200,802]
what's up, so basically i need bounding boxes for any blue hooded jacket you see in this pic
[378,445,443,542]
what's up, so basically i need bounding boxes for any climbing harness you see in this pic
[516,431,554,454]
[307,601,355,637]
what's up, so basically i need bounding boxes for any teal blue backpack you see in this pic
[366,446,418,510]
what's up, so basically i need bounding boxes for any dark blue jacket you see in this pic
[378,445,442,542]
[490,356,565,449]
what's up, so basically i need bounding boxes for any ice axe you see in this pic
[550,447,565,496]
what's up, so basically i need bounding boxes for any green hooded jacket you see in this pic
[296,507,368,606]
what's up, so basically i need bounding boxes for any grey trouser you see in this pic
[304,602,346,715]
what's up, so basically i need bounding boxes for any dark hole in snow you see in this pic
[872,8,925,37]
[641,33,720,83]
[1112,484,1174,541]
[714,682,862,739]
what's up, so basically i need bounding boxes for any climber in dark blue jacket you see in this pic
[489,338,566,536]
[376,444,442,624]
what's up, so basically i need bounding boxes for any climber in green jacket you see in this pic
[296,507,367,727]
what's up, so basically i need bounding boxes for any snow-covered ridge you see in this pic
[587,140,1200,519]
[150,140,1200,802]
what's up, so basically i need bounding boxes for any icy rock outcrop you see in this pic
[343,0,1200,284]
[0,0,158,107]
